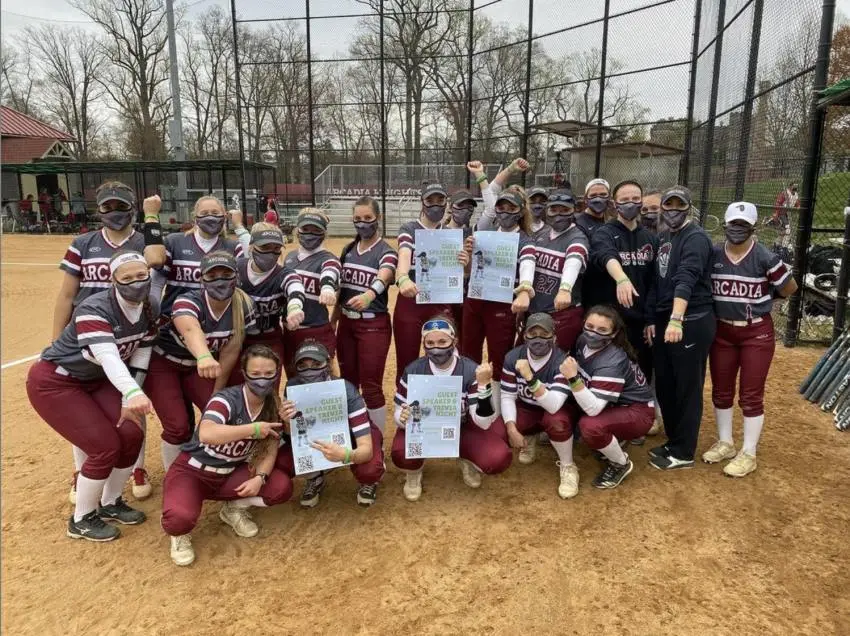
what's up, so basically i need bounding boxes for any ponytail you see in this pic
[230,288,252,346]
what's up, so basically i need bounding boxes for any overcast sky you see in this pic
[2,0,848,124]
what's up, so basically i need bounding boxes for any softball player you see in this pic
[499,313,578,498]
[55,182,166,504]
[27,251,157,542]
[227,222,306,386]
[282,208,341,375]
[577,178,613,311]
[394,183,470,381]
[563,305,656,490]
[527,186,550,241]
[336,196,398,430]
[146,251,257,470]
[445,190,476,338]
[162,344,292,566]
[640,189,665,234]
[461,189,536,387]
[703,202,797,477]
[392,316,511,501]
[529,188,590,352]
[275,341,385,507]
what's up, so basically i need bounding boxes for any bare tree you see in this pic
[1,42,43,117]
[71,0,171,159]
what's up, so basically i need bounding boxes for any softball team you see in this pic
[26,177,796,561]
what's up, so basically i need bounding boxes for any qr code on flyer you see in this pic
[418,290,431,302]
[331,432,346,446]
[441,427,456,441]
[407,442,423,458]
[499,276,512,288]
[447,276,460,289]
[469,283,482,298]
[296,455,314,473]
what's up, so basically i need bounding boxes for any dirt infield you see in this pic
[2,233,848,635]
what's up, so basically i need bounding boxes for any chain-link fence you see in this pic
[231,0,838,344]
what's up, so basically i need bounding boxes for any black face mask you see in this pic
[451,207,474,226]
[115,277,151,303]
[548,213,574,233]
[587,197,609,215]
[297,365,329,384]
[641,213,659,231]
[579,328,613,351]
[662,209,689,231]
[425,345,454,366]
[245,375,279,398]
[252,251,279,272]
[423,204,445,223]
[354,220,378,240]
[530,203,546,219]
[197,215,225,236]
[526,336,553,358]
[617,202,642,221]
[496,211,521,230]
[725,224,754,245]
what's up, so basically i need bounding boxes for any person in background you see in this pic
[766,181,798,262]
[648,186,715,471]
[526,186,550,241]
[20,194,35,225]
[641,189,665,234]
[576,178,612,310]
[445,189,477,339]
[39,188,53,224]
[70,191,86,225]
[470,158,529,231]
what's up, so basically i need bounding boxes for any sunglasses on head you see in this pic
[422,319,454,335]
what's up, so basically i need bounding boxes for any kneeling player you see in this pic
[391,315,511,501]
[562,305,656,490]
[274,341,385,507]
[499,313,578,499]
[161,345,292,566]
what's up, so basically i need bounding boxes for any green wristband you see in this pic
[124,387,142,400]
[528,379,542,393]
[343,447,352,463]
[616,278,630,286]
[196,353,213,362]
[396,274,410,287]
[253,422,261,439]
[668,320,683,331]
[475,174,487,185]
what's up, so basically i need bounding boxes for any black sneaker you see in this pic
[593,459,634,489]
[648,443,671,459]
[356,483,378,507]
[300,474,326,508]
[649,454,694,471]
[67,511,121,542]
[630,436,646,446]
[98,497,147,525]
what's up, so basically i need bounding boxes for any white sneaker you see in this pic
[170,534,195,567]
[403,469,423,502]
[518,436,537,465]
[219,502,259,538]
[702,440,737,464]
[130,468,152,500]
[557,462,579,499]
[459,459,482,489]
[724,451,757,478]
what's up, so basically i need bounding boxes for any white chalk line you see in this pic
[1,354,40,370]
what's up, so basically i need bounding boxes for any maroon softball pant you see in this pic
[392,293,451,382]
[274,423,386,484]
[228,331,285,388]
[161,452,293,536]
[26,360,143,480]
[336,313,392,410]
[145,353,215,446]
[568,402,655,450]
[507,404,573,442]
[391,418,512,474]
[461,297,517,381]
[283,323,337,378]
[709,316,775,417]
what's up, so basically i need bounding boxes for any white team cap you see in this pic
[724,201,758,225]
[584,178,610,196]
[109,251,147,275]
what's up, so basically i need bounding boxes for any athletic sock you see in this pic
[599,437,628,465]
[74,475,106,522]
[133,419,147,471]
[367,406,387,431]
[100,466,134,506]
[742,415,764,456]
[714,407,734,443]
[161,442,182,471]
[550,438,574,465]
[72,446,87,472]
[230,496,266,508]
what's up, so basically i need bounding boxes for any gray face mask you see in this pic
[526,336,553,358]
[423,204,445,223]
[641,213,659,231]
[197,215,225,235]
[101,210,134,231]
[587,197,609,215]
[617,202,642,221]
[245,375,278,398]
[425,345,454,366]
[297,231,324,251]
[204,277,236,301]
[354,221,378,239]
[297,365,329,384]
[530,203,546,219]
[548,213,574,232]
[496,211,521,230]
[451,207,474,226]
[725,224,754,245]
[579,329,613,351]
[115,277,151,304]
[252,251,279,272]
[662,209,689,230]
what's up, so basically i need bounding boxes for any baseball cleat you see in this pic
[67,511,121,542]
[170,535,195,566]
[98,497,146,525]
[69,472,78,505]
[593,458,634,489]
[219,502,258,537]
[557,461,580,499]
[648,443,671,459]
[403,469,423,502]
[702,440,737,464]
[300,474,326,508]
[518,435,537,465]
[649,454,694,471]
[459,459,482,489]
[131,468,152,500]
[356,483,378,507]
[723,451,757,478]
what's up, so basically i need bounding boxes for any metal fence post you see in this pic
[594,0,610,179]
[733,0,764,200]
[697,0,726,225]
[380,0,388,234]
[305,0,317,206]
[680,0,702,186]
[230,0,247,215]
[785,0,838,346]
[465,0,475,189]
[520,0,534,187]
